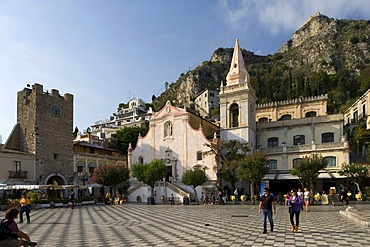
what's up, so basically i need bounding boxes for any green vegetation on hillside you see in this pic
[151,16,370,114]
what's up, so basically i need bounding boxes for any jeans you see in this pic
[235,195,239,204]
[262,209,273,231]
[20,205,31,223]
[289,211,300,226]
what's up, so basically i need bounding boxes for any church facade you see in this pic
[127,101,219,202]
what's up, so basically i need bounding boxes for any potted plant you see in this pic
[28,191,38,209]
[34,199,51,208]
[355,193,362,201]
[0,199,8,210]
[53,198,69,207]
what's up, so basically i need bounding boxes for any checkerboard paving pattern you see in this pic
[14,203,370,246]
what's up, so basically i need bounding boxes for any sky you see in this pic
[0,0,369,143]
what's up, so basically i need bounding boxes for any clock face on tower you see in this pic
[50,104,62,116]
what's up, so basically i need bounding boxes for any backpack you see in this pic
[0,219,13,241]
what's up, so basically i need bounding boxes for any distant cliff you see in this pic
[152,13,370,115]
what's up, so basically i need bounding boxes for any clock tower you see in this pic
[17,83,74,185]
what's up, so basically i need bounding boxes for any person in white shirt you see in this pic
[303,188,311,212]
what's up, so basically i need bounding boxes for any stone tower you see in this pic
[219,39,257,149]
[17,83,74,185]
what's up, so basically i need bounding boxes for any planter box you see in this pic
[82,200,95,205]
[0,205,7,210]
[37,204,51,208]
[54,203,64,207]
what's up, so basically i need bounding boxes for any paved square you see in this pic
[9,203,370,246]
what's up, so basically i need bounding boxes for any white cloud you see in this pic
[219,0,370,35]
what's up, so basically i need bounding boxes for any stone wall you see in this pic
[17,83,74,184]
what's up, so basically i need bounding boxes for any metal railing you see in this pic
[8,171,28,179]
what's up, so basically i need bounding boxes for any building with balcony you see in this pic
[0,145,36,185]
[344,88,370,126]
[88,97,153,140]
[194,89,219,119]
[257,112,349,192]
[72,139,127,196]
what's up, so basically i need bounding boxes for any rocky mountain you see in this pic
[152,13,370,114]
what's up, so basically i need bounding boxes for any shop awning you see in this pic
[1,184,82,190]
[262,173,277,180]
[317,172,332,179]
[4,185,40,190]
[85,183,102,188]
[331,172,347,179]
[276,173,299,180]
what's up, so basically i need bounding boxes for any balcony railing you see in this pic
[260,142,348,155]
[8,171,28,179]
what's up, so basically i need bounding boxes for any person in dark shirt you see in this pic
[288,189,303,232]
[258,187,276,234]
[340,187,349,205]
[0,208,37,246]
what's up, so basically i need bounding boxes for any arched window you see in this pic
[280,114,292,120]
[88,162,96,174]
[138,156,144,164]
[258,117,268,123]
[322,132,334,143]
[77,166,84,173]
[293,135,305,145]
[292,158,303,168]
[164,121,173,137]
[230,103,239,127]
[76,161,84,173]
[324,156,336,167]
[196,151,203,161]
[268,137,278,148]
[267,160,277,169]
[305,111,317,117]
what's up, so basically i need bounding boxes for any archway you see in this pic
[45,174,67,199]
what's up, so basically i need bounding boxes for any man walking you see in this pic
[258,187,276,234]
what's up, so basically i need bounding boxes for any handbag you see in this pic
[288,205,293,214]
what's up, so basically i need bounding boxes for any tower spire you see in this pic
[226,38,250,86]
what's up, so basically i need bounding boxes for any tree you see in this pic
[111,126,148,154]
[237,152,269,204]
[182,168,208,204]
[93,164,129,195]
[338,163,369,194]
[211,106,220,120]
[351,121,370,154]
[204,139,250,191]
[291,154,328,198]
[131,159,166,202]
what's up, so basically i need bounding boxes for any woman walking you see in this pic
[288,189,302,233]
[20,193,32,223]
[303,187,310,212]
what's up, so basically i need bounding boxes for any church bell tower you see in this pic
[219,39,257,149]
